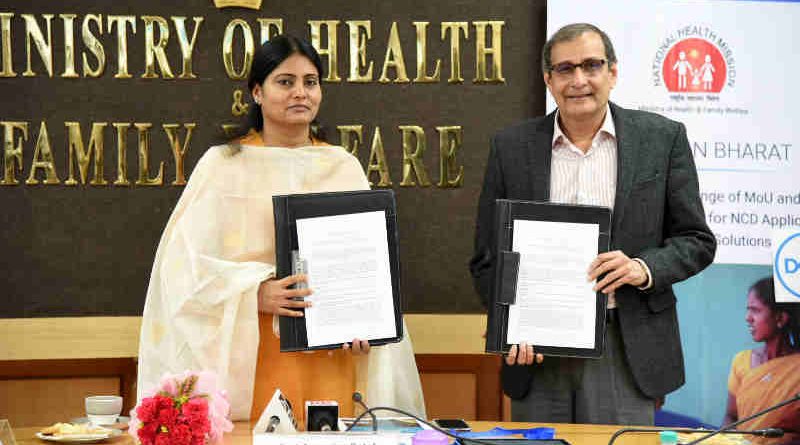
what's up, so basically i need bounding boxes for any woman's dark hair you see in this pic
[226,34,326,144]
[750,277,800,348]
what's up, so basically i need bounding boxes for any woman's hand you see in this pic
[257,274,312,316]
[343,339,371,356]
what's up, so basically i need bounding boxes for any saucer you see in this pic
[36,429,119,443]
[69,417,129,428]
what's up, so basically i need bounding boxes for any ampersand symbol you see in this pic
[231,89,249,117]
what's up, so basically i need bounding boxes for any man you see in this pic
[469,23,716,424]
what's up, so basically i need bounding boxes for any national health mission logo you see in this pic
[652,26,736,94]
[773,230,800,302]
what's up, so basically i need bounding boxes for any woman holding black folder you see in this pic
[136,35,426,425]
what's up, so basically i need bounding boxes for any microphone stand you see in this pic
[344,405,506,445]
[607,427,783,445]
[352,392,378,432]
[607,392,800,445]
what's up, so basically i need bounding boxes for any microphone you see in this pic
[305,401,339,432]
[265,416,280,433]
[352,392,378,432]
[607,392,800,445]
[252,389,298,434]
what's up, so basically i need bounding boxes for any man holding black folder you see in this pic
[470,23,716,424]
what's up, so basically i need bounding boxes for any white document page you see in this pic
[506,219,599,349]
[296,210,397,347]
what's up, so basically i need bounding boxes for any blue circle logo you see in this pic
[774,232,800,299]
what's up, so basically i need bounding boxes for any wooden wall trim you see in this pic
[0,314,487,360]
[0,358,139,413]
[0,317,141,360]
[415,354,502,420]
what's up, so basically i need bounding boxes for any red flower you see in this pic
[157,405,178,428]
[136,398,158,423]
[155,432,172,445]
[137,421,159,445]
[131,372,231,445]
[170,422,192,445]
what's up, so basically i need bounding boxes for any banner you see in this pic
[549,0,800,427]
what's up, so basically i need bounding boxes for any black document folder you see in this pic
[272,189,403,352]
[485,200,612,358]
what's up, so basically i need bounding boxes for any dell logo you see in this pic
[774,231,800,301]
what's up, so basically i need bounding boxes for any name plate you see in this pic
[253,432,414,445]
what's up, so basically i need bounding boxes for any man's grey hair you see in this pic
[541,23,617,74]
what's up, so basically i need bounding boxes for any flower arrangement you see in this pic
[129,371,234,445]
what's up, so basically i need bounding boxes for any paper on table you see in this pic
[506,219,599,348]
[296,211,396,347]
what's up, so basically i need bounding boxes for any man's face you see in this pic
[544,32,617,125]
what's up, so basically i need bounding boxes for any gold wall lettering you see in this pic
[222,18,253,80]
[399,125,432,187]
[173,17,204,79]
[230,89,248,116]
[141,16,175,79]
[1,120,198,186]
[1,121,28,185]
[366,126,392,187]
[337,125,363,156]
[21,14,54,77]
[107,15,135,78]
[60,14,79,78]
[135,123,164,186]
[0,14,505,85]
[0,121,464,188]
[436,126,463,187]
[473,21,504,83]
[308,20,341,82]
[26,121,59,185]
[113,123,130,186]
[413,21,441,83]
[378,22,409,84]
[162,123,195,186]
[256,18,283,43]
[0,13,15,77]
[342,125,463,188]
[346,20,372,83]
[441,22,468,83]
[65,122,107,186]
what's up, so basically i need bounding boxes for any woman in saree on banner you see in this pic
[723,277,800,444]
[136,34,426,423]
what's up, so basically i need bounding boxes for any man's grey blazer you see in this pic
[470,102,717,399]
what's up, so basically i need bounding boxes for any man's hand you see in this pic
[587,250,647,294]
[505,342,544,366]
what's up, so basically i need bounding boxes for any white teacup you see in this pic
[85,395,123,425]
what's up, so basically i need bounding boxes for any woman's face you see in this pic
[252,53,321,130]
[745,290,783,342]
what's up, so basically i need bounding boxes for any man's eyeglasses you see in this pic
[549,58,607,77]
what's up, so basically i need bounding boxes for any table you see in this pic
[14,421,659,445]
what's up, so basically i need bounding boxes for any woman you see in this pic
[723,277,800,444]
[136,35,426,424]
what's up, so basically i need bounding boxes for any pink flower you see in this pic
[158,373,180,397]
